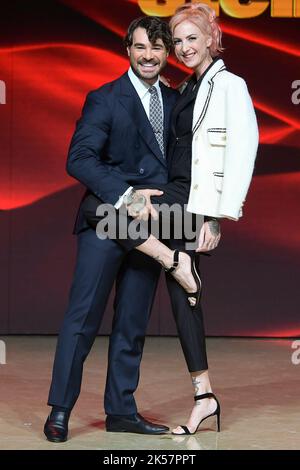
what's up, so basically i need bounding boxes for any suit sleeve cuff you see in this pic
[114,186,133,209]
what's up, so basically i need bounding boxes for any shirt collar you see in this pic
[128,67,160,100]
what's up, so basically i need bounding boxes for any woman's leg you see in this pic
[84,192,200,303]
[133,184,201,303]
[135,234,198,306]
[165,240,219,434]
[172,371,219,434]
[83,188,200,303]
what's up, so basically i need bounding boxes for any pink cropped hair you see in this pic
[169,2,224,57]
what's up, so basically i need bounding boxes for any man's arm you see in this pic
[66,90,130,205]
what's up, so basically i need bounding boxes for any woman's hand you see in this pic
[196,218,221,252]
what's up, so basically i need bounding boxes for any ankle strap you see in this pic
[165,249,179,273]
[194,392,216,402]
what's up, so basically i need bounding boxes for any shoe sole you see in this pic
[45,435,67,443]
[106,428,168,434]
[44,431,67,443]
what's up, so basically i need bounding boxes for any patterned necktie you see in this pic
[149,86,164,158]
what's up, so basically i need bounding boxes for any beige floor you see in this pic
[0,336,299,450]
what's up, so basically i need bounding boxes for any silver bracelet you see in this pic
[130,195,147,213]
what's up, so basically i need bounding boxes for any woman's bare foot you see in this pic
[169,252,198,306]
[135,238,200,306]
[172,396,218,434]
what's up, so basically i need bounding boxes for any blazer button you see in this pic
[193,184,199,190]
[139,168,144,174]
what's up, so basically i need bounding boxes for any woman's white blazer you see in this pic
[186,59,259,221]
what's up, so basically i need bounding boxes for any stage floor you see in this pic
[0,336,299,450]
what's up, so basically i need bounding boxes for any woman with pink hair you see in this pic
[165,2,258,435]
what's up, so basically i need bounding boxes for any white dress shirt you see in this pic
[114,67,163,209]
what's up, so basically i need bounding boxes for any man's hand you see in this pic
[196,218,221,252]
[127,189,163,220]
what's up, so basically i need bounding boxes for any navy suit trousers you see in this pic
[48,228,161,415]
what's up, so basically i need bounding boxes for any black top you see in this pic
[173,56,221,140]
[141,58,221,208]
[165,58,221,203]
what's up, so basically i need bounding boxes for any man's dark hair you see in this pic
[124,16,173,52]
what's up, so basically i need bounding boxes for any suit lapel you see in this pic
[118,74,167,167]
[160,83,173,155]
[192,60,226,132]
[192,79,212,130]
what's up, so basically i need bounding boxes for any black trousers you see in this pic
[165,240,208,372]
[82,189,208,372]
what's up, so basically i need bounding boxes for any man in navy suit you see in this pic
[44,16,178,441]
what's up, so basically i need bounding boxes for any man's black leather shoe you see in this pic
[106,413,169,434]
[44,410,70,442]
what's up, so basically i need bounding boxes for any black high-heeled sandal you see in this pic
[165,249,202,308]
[172,392,221,435]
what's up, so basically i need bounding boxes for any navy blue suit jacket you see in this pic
[67,72,179,234]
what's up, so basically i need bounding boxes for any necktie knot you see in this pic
[148,86,157,95]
